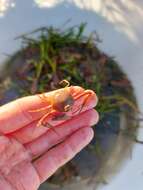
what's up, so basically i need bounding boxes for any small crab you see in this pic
[29,80,93,128]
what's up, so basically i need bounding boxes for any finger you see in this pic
[25,109,98,157]
[10,90,97,144]
[0,86,84,134]
[33,127,94,183]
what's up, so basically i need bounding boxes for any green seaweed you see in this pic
[13,23,138,119]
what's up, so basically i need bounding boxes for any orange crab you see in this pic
[30,80,94,128]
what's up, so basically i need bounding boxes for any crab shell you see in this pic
[51,88,74,112]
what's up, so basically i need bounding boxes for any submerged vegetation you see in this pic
[7,24,138,118]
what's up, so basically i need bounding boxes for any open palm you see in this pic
[0,86,98,190]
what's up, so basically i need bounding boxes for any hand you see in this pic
[0,86,98,190]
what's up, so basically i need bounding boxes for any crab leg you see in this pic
[72,90,93,114]
[37,110,56,127]
[37,110,61,136]
[29,105,52,113]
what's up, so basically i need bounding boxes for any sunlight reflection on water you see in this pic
[0,0,15,17]
[34,0,63,8]
[0,0,142,44]
[33,0,143,44]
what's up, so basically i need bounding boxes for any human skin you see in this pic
[0,86,99,190]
